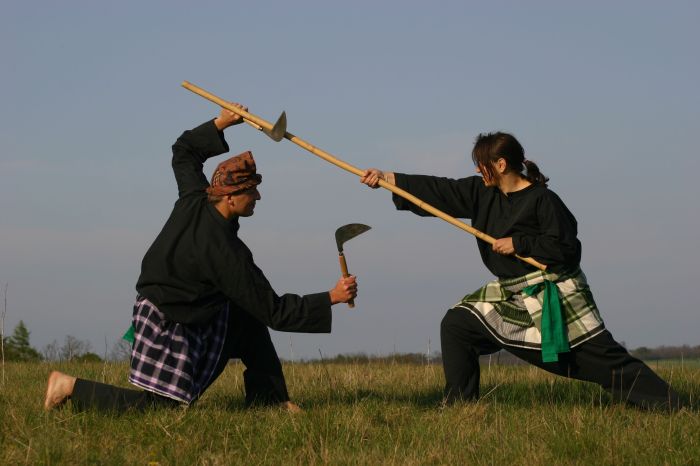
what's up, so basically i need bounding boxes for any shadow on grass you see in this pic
[292,385,610,410]
[204,385,604,411]
[66,382,697,414]
[273,383,697,413]
[68,385,698,415]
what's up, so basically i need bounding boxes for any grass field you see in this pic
[1,360,698,465]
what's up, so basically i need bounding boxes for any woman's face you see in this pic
[476,163,497,186]
[476,158,507,187]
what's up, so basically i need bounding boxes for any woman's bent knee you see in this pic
[440,308,465,337]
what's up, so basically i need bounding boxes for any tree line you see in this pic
[1,320,130,362]
[311,345,700,365]
[2,320,699,364]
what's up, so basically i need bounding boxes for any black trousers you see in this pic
[72,307,289,412]
[440,308,683,410]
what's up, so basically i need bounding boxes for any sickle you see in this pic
[335,223,371,308]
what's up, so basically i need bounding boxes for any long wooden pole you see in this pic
[181,81,547,271]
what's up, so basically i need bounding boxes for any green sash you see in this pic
[122,324,135,344]
[523,280,569,362]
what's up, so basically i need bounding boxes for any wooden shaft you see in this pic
[338,253,355,308]
[182,81,273,132]
[374,180,545,270]
[243,119,264,131]
[181,81,547,271]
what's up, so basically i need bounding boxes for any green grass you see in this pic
[1,360,698,465]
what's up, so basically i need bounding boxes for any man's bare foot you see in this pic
[44,371,77,411]
[280,401,302,413]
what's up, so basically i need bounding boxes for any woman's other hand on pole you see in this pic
[492,237,515,255]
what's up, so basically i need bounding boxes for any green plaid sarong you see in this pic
[455,268,605,356]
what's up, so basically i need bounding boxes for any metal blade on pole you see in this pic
[182,81,286,142]
[181,81,547,271]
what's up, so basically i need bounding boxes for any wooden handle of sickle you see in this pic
[338,253,355,308]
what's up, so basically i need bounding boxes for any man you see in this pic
[45,104,357,412]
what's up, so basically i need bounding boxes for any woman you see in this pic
[360,131,681,410]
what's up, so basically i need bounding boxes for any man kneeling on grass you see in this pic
[45,104,357,413]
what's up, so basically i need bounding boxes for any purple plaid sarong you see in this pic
[128,296,229,404]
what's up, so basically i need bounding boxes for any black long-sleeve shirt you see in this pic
[392,173,581,278]
[136,120,332,330]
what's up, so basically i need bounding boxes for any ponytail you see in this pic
[523,159,549,187]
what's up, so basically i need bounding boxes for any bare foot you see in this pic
[44,371,77,411]
[280,401,302,413]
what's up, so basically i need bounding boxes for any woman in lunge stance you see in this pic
[361,132,681,410]
[45,104,357,412]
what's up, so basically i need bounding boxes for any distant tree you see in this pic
[75,352,102,363]
[60,335,92,362]
[634,346,652,358]
[108,339,132,362]
[3,320,42,361]
[630,344,700,360]
[1,283,7,382]
[42,339,60,361]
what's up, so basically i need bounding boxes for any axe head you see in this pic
[335,223,371,253]
[261,111,287,142]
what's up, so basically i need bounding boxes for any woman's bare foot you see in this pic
[44,371,77,410]
[280,401,302,413]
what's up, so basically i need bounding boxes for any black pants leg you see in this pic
[440,308,682,410]
[72,379,180,412]
[440,308,501,402]
[73,308,288,412]
[507,330,682,409]
[211,306,290,407]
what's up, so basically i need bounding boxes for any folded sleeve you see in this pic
[171,120,230,198]
[392,174,485,219]
[204,242,333,333]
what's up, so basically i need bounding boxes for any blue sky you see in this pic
[1,1,698,359]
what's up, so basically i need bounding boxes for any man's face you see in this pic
[229,187,261,217]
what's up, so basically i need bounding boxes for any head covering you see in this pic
[207,151,262,196]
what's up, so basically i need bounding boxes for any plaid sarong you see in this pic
[128,296,229,404]
[455,268,605,352]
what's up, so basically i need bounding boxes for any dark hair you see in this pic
[471,132,549,187]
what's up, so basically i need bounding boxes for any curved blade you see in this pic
[261,111,287,142]
[335,223,371,252]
